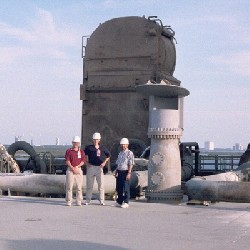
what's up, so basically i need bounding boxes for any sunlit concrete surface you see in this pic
[0,196,249,250]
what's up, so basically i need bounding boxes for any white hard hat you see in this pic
[92,132,101,140]
[120,138,129,145]
[72,136,81,143]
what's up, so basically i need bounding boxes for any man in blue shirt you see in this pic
[84,132,111,205]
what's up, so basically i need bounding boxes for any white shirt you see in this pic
[116,149,134,170]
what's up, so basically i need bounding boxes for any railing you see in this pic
[197,155,241,175]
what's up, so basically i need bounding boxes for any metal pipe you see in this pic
[0,171,148,195]
[185,178,250,203]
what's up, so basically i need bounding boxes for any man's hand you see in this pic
[72,167,79,175]
[100,162,106,168]
[126,172,131,181]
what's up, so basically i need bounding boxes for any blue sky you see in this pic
[0,0,249,148]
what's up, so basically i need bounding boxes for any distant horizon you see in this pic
[2,140,248,151]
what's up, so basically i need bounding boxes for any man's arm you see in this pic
[85,155,90,167]
[78,150,85,168]
[66,160,78,174]
[78,160,84,168]
[128,164,133,174]
[100,147,111,168]
[66,160,74,170]
[100,156,110,168]
[126,151,134,180]
[126,164,133,180]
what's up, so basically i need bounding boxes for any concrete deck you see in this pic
[0,196,249,250]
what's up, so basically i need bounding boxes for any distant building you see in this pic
[15,136,22,142]
[56,137,60,145]
[204,141,214,151]
[233,143,244,151]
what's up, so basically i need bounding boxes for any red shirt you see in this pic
[65,148,86,167]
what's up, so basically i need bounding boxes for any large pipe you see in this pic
[0,171,148,195]
[194,171,242,182]
[185,179,250,203]
[7,141,46,173]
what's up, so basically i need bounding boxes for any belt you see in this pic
[68,166,80,170]
[117,169,128,172]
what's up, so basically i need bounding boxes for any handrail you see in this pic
[198,155,241,174]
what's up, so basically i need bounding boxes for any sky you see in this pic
[0,0,249,148]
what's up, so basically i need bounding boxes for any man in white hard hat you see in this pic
[65,136,85,206]
[84,132,111,205]
[114,138,134,208]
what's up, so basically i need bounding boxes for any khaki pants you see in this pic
[86,165,104,203]
[65,168,83,204]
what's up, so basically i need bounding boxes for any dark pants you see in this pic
[116,170,130,205]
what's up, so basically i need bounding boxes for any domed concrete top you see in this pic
[85,16,178,85]
[136,80,190,97]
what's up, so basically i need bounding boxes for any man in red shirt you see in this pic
[65,136,85,206]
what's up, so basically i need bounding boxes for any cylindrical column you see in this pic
[136,82,190,203]
[146,107,183,202]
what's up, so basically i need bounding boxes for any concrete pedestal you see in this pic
[136,81,189,203]
[146,138,183,202]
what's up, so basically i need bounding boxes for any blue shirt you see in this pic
[84,145,111,166]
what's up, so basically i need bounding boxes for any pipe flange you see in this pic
[149,134,181,139]
[148,127,182,138]
[151,172,165,186]
[146,189,183,201]
[150,152,164,167]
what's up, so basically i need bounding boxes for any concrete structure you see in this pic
[56,137,60,146]
[136,81,189,202]
[233,143,244,151]
[80,16,179,160]
[15,135,22,142]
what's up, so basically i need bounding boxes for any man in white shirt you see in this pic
[114,138,134,208]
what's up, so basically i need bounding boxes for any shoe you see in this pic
[76,202,82,206]
[84,202,90,205]
[100,202,105,206]
[121,203,129,208]
[66,202,71,206]
[112,202,121,207]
